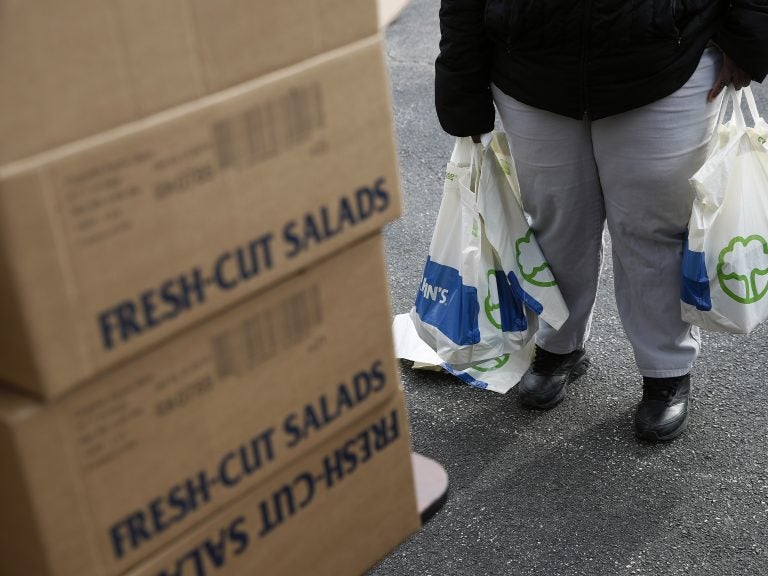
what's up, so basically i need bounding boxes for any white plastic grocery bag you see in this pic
[410,137,538,365]
[681,87,768,333]
[392,313,534,394]
[478,133,570,331]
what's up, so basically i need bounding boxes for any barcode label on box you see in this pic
[213,84,325,170]
[212,285,324,379]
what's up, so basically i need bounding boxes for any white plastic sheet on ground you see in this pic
[392,313,533,394]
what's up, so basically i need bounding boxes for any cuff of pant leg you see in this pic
[638,367,692,378]
[534,339,586,355]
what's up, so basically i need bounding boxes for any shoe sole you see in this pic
[634,412,689,442]
[522,356,590,410]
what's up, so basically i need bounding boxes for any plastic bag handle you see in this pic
[718,86,762,128]
[485,132,525,208]
[450,137,483,196]
[743,86,762,126]
[717,87,738,126]
[450,137,474,167]
[468,140,483,194]
[717,86,746,128]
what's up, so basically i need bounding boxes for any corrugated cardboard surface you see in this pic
[0,0,378,165]
[0,234,407,576]
[130,390,419,576]
[0,35,402,399]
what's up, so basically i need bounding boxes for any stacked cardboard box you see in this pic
[0,2,419,575]
[0,0,380,165]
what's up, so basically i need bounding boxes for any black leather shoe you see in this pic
[518,346,589,409]
[634,374,690,442]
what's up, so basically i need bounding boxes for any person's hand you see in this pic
[708,53,752,102]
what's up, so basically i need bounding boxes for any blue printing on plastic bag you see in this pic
[507,272,544,316]
[415,257,481,345]
[681,238,712,311]
[441,363,489,389]
[490,270,529,332]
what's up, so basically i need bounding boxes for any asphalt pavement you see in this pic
[369,2,768,575]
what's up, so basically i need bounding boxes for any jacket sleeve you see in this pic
[435,0,495,136]
[714,0,768,82]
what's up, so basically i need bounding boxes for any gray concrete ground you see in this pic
[370,2,768,575]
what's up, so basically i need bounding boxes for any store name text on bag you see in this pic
[420,277,449,304]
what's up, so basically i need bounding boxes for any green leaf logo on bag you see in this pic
[717,234,768,304]
[470,354,510,372]
[515,229,557,287]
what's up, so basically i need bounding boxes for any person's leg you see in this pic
[592,47,723,439]
[493,86,605,407]
[592,47,722,377]
[492,86,606,354]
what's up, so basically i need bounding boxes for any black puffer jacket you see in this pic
[436,0,768,136]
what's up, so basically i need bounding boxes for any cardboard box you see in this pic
[132,390,419,576]
[0,0,378,165]
[0,36,402,399]
[0,233,406,576]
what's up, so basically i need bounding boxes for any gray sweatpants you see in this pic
[492,47,723,377]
